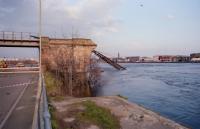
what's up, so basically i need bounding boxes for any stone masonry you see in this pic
[41,37,97,72]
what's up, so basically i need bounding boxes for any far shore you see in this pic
[100,62,200,64]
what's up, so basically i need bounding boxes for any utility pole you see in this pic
[39,0,42,94]
[32,0,42,129]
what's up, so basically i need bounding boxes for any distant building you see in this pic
[1,58,39,67]
[153,55,190,62]
[126,56,140,62]
[172,56,190,62]
[112,57,127,63]
[153,56,160,62]
[190,53,200,62]
[140,57,154,62]
[112,58,117,62]
[153,55,173,62]
[111,52,127,63]
[190,53,200,58]
[191,58,200,62]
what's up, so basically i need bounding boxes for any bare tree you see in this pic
[46,28,101,97]
[54,47,71,95]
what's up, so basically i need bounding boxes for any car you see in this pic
[16,62,25,67]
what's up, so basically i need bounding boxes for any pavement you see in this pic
[0,72,39,129]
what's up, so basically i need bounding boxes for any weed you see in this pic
[78,100,120,129]
[44,72,62,97]
[49,105,59,129]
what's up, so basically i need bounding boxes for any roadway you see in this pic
[0,72,39,129]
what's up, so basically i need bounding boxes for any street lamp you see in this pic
[39,0,42,81]
[31,0,42,128]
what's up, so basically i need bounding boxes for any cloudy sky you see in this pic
[0,0,200,58]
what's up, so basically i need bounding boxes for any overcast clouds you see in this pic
[0,0,122,37]
[0,0,200,58]
[42,0,122,38]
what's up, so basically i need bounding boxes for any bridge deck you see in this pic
[0,31,39,47]
[0,39,39,47]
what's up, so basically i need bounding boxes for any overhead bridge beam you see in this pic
[0,39,39,47]
[0,31,39,47]
[92,50,126,70]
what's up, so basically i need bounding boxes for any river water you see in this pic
[96,63,200,129]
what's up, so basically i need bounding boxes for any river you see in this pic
[96,63,200,129]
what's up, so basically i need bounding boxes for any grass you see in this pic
[45,72,63,129]
[44,72,62,97]
[49,105,59,129]
[78,101,120,129]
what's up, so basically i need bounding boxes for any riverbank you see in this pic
[44,63,196,129]
[96,63,200,128]
[49,96,188,129]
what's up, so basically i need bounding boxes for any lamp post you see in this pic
[32,1,42,129]
[39,0,42,82]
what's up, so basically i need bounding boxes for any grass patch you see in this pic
[49,105,59,129]
[117,94,128,100]
[44,72,62,97]
[78,100,120,129]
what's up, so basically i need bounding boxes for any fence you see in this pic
[33,76,52,129]
[0,31,38,41]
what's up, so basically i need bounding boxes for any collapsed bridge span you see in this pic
[92,50,126,70]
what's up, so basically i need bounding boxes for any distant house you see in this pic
[190,53,200,62]
[191,58,200,62]
[190,53,200,58]
[153,56,160,62]
[140,57,154,62]
[172,56,190,62]
[153,55,190,62]
[112,57,127,63]
[126,56,140,62]
[153,55,173,62]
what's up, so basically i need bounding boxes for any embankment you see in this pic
[50,96,188,129]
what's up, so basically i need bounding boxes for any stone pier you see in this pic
[41,37,97,72]
[41,37,97,96]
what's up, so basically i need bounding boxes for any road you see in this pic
[0,67,39,73]
[0,72,39,129]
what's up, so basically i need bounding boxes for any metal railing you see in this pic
[33,76,52,129]
[0,31,38,41]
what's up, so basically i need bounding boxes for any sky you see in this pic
[0,0,200,58]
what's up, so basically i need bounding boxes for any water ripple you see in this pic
[97,63,200,129]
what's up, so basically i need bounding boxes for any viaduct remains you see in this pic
[0,32,97,72]
[41,37,97,97]
[41,37,97,72]
[0,32,97,96]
